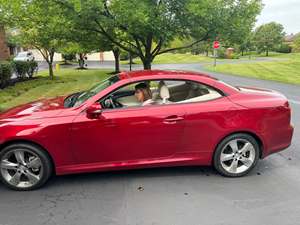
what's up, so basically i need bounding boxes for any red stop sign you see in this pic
[213,41,220,49]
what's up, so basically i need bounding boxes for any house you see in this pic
[284,33,300,44]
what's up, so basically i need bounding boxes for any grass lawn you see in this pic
[0,69,112,112]
[206,55,300,85]
[122,53,213,65]
[122,52,296,65]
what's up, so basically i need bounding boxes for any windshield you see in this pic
[72,75,121,107]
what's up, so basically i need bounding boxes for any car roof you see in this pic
[119,70,217,81]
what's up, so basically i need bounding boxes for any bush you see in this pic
[27,61,38,78]
[231,53,240,59]
[0,62,12,88]
[217,48,227,59]
[62,53,76,62]
[12,60,38,79]
[276,43,292,53]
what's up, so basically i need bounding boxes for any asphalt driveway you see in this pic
[1,62,299,225]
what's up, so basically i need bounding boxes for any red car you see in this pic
[0,70,294,190]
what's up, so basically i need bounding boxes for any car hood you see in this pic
[0,96,66,121]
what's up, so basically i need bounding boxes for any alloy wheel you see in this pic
[220,138,256,174]
[0,149,43,189]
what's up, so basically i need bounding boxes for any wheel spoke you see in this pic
[228,160,239,173]
[228,140,239,153]
[9,172,21,186]
[240,157,253,167]
[27,157,41,169]
[0,159,18,170]
[25,171,40,184]
[14,151,26,165]
[221,153,234,162]
[239,143,252,154]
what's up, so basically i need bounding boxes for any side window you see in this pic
[100,79,223,110]
[100,81,159,109]
[165,80,223,103]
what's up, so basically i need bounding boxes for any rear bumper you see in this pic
[262,124,294,158]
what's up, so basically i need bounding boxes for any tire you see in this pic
[213,133,260,177]
[0,143,53,191]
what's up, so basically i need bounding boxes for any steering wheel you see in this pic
[104,96,123,109]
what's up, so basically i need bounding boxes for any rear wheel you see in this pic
[0,143,53,191]
[213,133,260,177]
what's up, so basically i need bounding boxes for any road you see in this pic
[0,62,299,225]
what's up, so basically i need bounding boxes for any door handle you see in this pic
[163,115,184,124]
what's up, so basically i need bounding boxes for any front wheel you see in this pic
[213,133,260,177]
[0,143,53,191]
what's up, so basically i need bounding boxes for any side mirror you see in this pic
[86,102,102,119]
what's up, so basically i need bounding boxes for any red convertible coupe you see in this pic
[0,70,294,190]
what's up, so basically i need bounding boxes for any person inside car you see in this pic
[135,82,154,106]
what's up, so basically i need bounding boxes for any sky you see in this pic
[256,0,300,34]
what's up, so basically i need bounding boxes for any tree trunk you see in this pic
[266,49,269,57]
[0,24,10,60]
[112,48,120,73]
[48,62,54,80]
[49,51,55,79]
[142,56,152,70]
[129,53,133,71]
[241,50,244,56]
[129,54,134,64]
[78,53,85,69]
[142,60,151,70]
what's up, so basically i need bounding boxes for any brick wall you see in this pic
[0,25,10,60]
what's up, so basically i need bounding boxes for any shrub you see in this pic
[231,53,240,59]
[62,53,76,62]
[276,43,292,53]
[27,61,38,78]
[217,48,227,59]
[12,61,29,79]
[12,60,38,79]
[0,62,12,88]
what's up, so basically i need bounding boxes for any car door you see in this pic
[70,103,186,164]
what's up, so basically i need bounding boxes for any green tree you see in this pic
[58,2,122,72]
[239,33,254,56]
[56,0,262,70]
[1,0,72,79]
[254,22,285,56]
